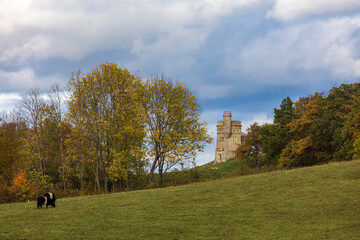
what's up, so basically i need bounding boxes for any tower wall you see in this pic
[214,112,242,164]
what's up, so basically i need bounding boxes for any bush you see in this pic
[27,171,55,200]
[233,158,277,176]
[12,169,31,201]
[0,184,16,203]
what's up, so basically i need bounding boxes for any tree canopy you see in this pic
[237,83,360,170]
[0,63,212,202]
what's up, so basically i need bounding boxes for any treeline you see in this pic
[237,83,360,170]
[0,63,212,203]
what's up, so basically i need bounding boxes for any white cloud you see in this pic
[267,0,360,21]
[0,68,37,89]
[233,16,360,86]
[240,113,273,132]
[0,93,21,113]
[0,68,63,91]
[0,0,262,64]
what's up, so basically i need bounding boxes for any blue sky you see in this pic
[1,0,360,165]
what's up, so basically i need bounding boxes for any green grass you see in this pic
[1,160,360,239]
[193,158,240,180]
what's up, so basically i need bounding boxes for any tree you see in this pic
[141,75,212,188]
[12,169,31,201]
[20,88,47,176]
[0,112,27,185]
[236,123,262,169]
[48,83,67,190]
[67,63,145,192]
[340,83,360,159]
[65,126,94,191]
[278,93,327,167]
[326,84,359,161]
[274,96,294,126]
[261,97,294,164]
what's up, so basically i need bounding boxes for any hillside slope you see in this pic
[1,160,360,239]
[194,158,240,180]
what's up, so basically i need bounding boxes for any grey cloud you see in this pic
[0,68,63,92]
[0,0,262,63]
[267,0,360,21]
[232,16,360,86]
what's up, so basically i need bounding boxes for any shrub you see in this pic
[12,169,31,201]
[0,184,16,203]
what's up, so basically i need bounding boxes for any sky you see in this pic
[1,0,360,165]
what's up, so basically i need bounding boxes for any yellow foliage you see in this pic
[12,169,31,201]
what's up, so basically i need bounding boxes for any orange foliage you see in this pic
[12,169,31,201]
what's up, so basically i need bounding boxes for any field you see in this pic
[1,160,360,239]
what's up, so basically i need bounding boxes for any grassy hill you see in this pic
[1,160,360,239]
[194,158,241,180]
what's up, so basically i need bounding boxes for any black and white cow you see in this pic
[37,192,56,208]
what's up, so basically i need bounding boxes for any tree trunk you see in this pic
[158,159,164,186]
[94,160,101,192]
[80,159,84,191]
[143,155,159,189]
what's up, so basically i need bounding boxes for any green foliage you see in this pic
[236,123,263,169]
[237,83,360,170]
[261,97,294,164]
[274,96,294,126]
[279,86,360,167]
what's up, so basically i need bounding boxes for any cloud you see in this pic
[0,68,63,92]
[240,112,273,131]
[0,0,262,64]
[0,68,37,90]
[267,0,360,21]
[230,16,360,87]
[0,93,21,114]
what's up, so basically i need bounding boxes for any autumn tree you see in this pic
[65,126,93,192]
[141,75,212,188]
[20,88,48,176]
[47,83,67,189]
[278,93,327,167]
[0,112,27,185]
[67,63,146,192]
[236,123,262,169]
[12,169,31,201]
[325,84,358,161]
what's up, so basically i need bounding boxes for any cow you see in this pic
[37,192,56,208]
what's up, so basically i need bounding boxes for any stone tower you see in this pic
[214,112,242,163]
